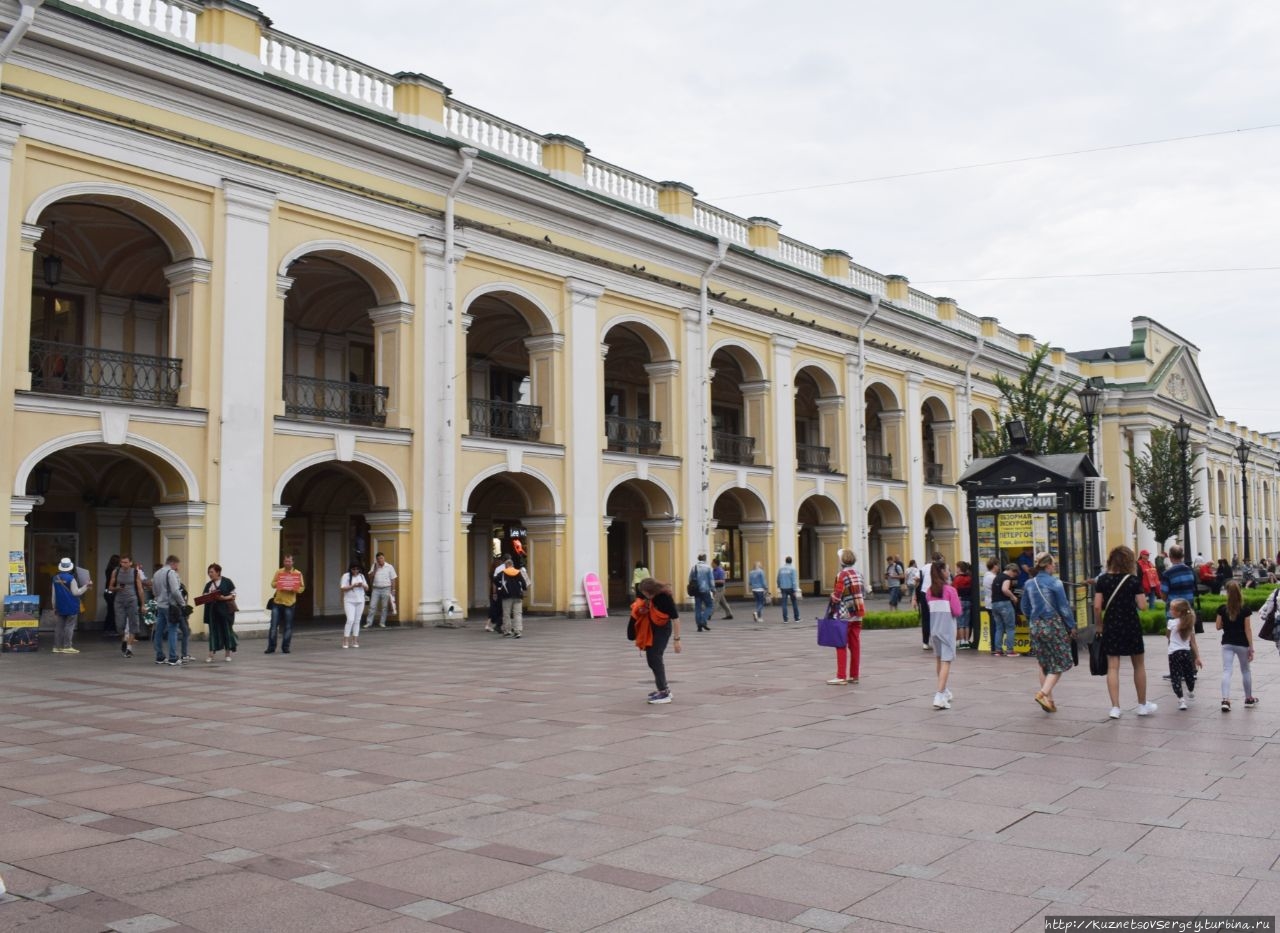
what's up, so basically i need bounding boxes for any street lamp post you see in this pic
[1236,438,1251,563]
[1077,384,1100,461]
[1174,417,1191,558]
[1076,383,1102,581]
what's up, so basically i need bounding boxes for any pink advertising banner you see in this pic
[583,573,607,618]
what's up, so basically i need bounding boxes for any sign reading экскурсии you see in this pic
[973,493,1059,512]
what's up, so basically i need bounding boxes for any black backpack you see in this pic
[497,572,526,600]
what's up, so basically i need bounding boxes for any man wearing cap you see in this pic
[51,557,91,654]
[1137,549,1161,605]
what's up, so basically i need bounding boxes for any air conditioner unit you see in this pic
[1082,477,1109,511]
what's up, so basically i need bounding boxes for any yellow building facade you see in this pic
[1,0,1277,633]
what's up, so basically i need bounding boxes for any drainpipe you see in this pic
[0,0,42,65]
[697,240,728,550]
[438,146,477,619]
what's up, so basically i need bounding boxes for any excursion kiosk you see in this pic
[956,451,1107,643]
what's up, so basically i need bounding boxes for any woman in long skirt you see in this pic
[1020,552,1076,713]
[202,563,238,662]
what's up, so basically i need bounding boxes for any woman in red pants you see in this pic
[827,549,867,685]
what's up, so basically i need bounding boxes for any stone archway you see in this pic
[276,459,404,622]
[797,493,844,588]
[867,499,907,588]
[604,477,678,608]
[16,441,199,633]
[464,471,561,614]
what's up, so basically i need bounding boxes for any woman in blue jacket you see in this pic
[1020,552,1076,713]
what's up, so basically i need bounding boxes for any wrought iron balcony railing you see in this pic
[797,443,832,472]
[29,339,181,406]
[867,453,894,480]
[283,375,388,426]
[925,461,945,485]
[713,431,756,465]
[469,397,543,442]
[605,415,662,454]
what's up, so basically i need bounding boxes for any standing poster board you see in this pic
[582,573,607,618]
[9,549,28,595]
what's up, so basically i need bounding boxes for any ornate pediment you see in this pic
[1155,350,1216,418]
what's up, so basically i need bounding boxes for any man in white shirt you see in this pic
[365,552,398,628]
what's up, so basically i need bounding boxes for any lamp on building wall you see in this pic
[1236,438,1251,562]
[1076,383,1100,462]
[29,465,52,497]
[41,221,63,287]
[1004,419,1029,453]
[1174,416,1191,557]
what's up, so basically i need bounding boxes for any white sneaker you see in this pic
[1137,702,1158,716]
[1178,698,1188,710]
[1186,690,1195,703]
[827,678,848,685]
[1108,707,1121,719]
[932,692,951,710]
[943,688,953,702]
[922,644,932,650]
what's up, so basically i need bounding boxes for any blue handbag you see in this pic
[817,612,847,648]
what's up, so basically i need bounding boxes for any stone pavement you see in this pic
[0,614,1278,932]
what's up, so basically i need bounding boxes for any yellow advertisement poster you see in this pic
[997,512,1033,547]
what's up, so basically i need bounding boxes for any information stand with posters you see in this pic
[958,452,1105,643]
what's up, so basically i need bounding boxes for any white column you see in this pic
[216,181,276,616]
[681,307,705,562]
[1193,443,1211,558]
[1130,426,1158,554]
[905,372,924,561]
[565,277,605,616]
[418,236,450,620]
[844,354,867,565]
[770,335,797,561]
[0,121,20,396]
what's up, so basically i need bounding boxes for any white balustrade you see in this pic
[261,30,396,112]
[954,311,983,336]
[777,236,823,273]
[443,102,544,167]
[584,157,658,210]
[60,0,198,43]
[692,202,749,245]
[907,290,939,317]
[850,264,887,296]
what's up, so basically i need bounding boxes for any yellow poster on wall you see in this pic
[997,512,1034,547]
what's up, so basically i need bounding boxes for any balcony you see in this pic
[713,431,756,465]
[606,415,661,455]
[283,375,388,426]
[469,397,543,442]
[797,443,831,472]
[867,453,893,480]
[29,340,181,406]
[925,461,945,485]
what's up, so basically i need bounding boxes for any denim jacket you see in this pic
[1020,571,1075,627]
[776,565,798,591]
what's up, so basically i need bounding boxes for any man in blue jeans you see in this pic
[150,555,185,666]
[267,554,305,654]
[776,556,800,623]
[688,554,714,631]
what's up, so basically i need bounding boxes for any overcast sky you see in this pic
[260,0,1280,432]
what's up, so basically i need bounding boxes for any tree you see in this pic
[1128,427,1203,549]
[974,344,1089,457]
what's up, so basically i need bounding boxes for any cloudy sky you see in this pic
[261,0,1280,431]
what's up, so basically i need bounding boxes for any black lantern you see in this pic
[1174,416,1191,557]
[1004,419,1029,453]
[1077,383,1101,461]
[1236,438,1251,562]
[41,220,62,287]
[29,464,52,497]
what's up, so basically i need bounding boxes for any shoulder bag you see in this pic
[1091,574,1130,676]
[816,606,847,648]
[1258,591,1278,642]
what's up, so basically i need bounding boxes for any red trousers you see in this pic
[835,620,862,679]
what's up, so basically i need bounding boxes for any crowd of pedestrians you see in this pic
[621,542,1280,713]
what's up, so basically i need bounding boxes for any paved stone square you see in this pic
[0,614,1277,932]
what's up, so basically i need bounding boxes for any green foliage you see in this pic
[862,611,924,629]
[1127,427,1203,548]
[974,344,1089,457]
